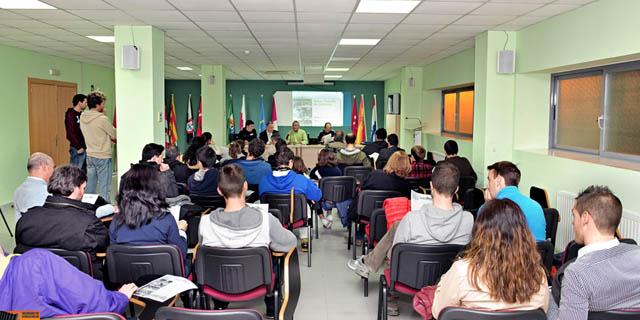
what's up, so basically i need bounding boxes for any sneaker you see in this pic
[387,298,399,316]
[347,257,363,271]
[352,258,371,278]
[327,214,334,222]
[321,217,331,228]
[264,311,275,319]
[301,239,309,252]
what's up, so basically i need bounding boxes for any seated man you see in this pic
[286,121,308,145]
[362,128,388,157]
[408,145,433,181]
[140,143,179,198]
[375,133,403,169]
[317,122,335,144]
[13,152,54,220]
[199,164,297,318]
[188,147,219,196]
[437,140,477,182]
[336,133,371,168]
[326,130,346,151]
[164,145,190,185]
[556,186,640,319]
[259,121,279,145]
[238,120,258,143]
[483,161,546,241]
[15,166,109,278]
[236,139,272,186]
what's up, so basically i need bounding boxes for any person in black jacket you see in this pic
[15,165,109,278]
[317,122,335,143]
[64,94,87,168]
[188,146,219,196]
[164,145,190,185]
[375,133,404,169]
[437,140,477,193]
[140,143,179,198]
[362,128,389,157]
[259,121,279,144]
[238,120,258,143]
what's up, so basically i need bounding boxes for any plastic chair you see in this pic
[377,243,465,319]
[438,307,547,320]
[189,195,226,210]
[543,208,560,248]
[562,238,637,265]
[362,208,386,296]
[456,176,476,203]
[318,176,356,239]
[46,248,94,278]
[537,240,554,284]
[106,244,185,285]
[48,313,126,320]
[155,307,262,320]
[529,186,550,209]
[588,310,640,319]
[350,190,402,260]
[343,166,372,184]
[462,188,484,212]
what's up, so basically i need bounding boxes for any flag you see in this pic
[227,94,235,135]
[351,95,358,134]
[240,94,246,130]
[356,94,366,144]
[259,94,266,133]
[196,96,203,136]
[271,95,278,130]
[370,94,377,142]
[164,104,170,147]
[186,94,194,142]
[169,94,178,145]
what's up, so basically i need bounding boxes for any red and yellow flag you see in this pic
[169,94,178,145]
[355,94,367,144]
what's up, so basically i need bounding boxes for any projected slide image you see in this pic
[292,91,343,126]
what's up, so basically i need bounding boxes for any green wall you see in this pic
[0,43,115,205]
[165,80,201,151]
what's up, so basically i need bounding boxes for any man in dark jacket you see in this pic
[437,140,477,189]
[362,128,389,157]
[238,120,258,143]
[64,94,87,168]
[375,133,404,169]
[140,143,179,198]
[15,166,109,278]
[259,121,279,144]
[164,145,190,185]
[188,146,219,196]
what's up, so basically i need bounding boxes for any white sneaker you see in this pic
[321,217,331,228]
[327,214,334,222]
[347,257,361,271]
[347,257,371,278]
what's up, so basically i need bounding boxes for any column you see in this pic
[200,65,227,145]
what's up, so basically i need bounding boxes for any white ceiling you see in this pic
[0,0,597,80]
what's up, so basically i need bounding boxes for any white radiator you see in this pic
[556,191,640,251]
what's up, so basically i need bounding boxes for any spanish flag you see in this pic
[355,94,367,144]
[169,94,178,145]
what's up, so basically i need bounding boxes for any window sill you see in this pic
[516,148,640,172]
[439,132,473,142]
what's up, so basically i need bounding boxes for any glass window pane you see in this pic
[443,93,457,132]
[604,69,640,156]
[556,75,602,150]
[458,90,474,135]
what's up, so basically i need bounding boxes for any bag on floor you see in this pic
[413,285,436,320]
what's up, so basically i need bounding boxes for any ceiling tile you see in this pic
[246,22,295,32]
[40,0,114,9]
[128,10,188,22]
[240,11,294,23]
[102,0,174,10]
[350,13,407,24]
[231,0,293,12]
[413,2,483,15]
[471,3,544,15]
[554,0,597,4]
[297,23,345,32]
[498,15,548,30]
[209,30,254,39]
[296,0,357,12]
[489,0,553,3]
[197,22,246,31]
[296,12,350,23]
[168,0,235,11]
[527,4,580,17]
[11,9,78,20]
[153,21,199,30]
[48,20,104,29]
[454,15,516,26]
[403,14,461,25]
[183,11,242,22]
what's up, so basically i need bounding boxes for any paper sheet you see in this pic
[81,193,99,204]
[411,190,432,211]
[134,274,197,302]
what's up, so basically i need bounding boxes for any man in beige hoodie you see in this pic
[80,92,116,202]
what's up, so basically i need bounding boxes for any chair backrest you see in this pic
[536,240,554,273]
[389,243,465,290]
[268,208,283,224]
[155,307,263,320]
[46,248,93,277]
[588,310,640,320]
[194,246,272,294]
[260,193,307,226]
[319,176,356,202]
[529,186,549,209]
[369,208,387,248]
[106,244,184,284]
[543,208,560,247]
[438,307,547,320]
[51,313,127,320]
[458,176,476,197]
[343,166,372,184]
[357,190,402,220]
[562,238,637,264]
[189,195,226,210]
[462,188,485,211]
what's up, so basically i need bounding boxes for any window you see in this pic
[442,86,474,138]
[551,61,640,161]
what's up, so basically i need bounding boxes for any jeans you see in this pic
[86,156,112,202]
[322,199,352,227]
[69,147,86,168]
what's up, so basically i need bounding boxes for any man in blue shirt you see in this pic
[484,161,546,241]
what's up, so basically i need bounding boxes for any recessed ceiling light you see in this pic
[0,0,56,9]
[177,67,193,71]
[86,36,114,43]
[356,0,420,14]
[325,67,349,72]
[324,75,343,79]
[332,57,360,61]
[339,38,380,46]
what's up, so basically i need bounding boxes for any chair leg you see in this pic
[352,223,358,260]
[377,274,387,320]
[314,210,319,239]
[274,290,279,320]
[362,239,366,256]
[128,302,136,318]
[347,223,352,250]
[308,225,312,268]
[0,208,13,237]
[363,277,368,297]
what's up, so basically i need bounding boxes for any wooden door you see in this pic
[28,78,77,166]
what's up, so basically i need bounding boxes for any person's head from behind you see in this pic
[72,94,87,110]
[430,162,459,200]
[317,150,337,168]
[87,91,106,112]
[228,141,243,159]
[271,132,281,144]
[410,145,426,162]
[27,152,55,182]
[572,186,622,245]
[275,139,287,153]
[324,122,332,132]
[117,164,168,228]
[202,132,213,145]
[245,120,255,132]
[345,133,356,145]
[387,133,399,147]
[375,128,387,141]
[463,198,546,304]
[444,140,458,156]
[165,145,180,162]
[48,166,87,200]
[217,164,247,200]
[196,146,217,169]
[426,151,434,162]
[276,147,295,168]
[333,130,345,143]
[292,121,300,132]
[292,156,307,174]
[383,151,411,178]
[248,139,265,158]
[141,143,165,164]
[266,121,274,132]
[486,161,520,198]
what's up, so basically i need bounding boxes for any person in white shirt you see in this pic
[13,153,54,220]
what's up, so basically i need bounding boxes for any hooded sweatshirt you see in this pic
[258,170,322,201]
[236,158,272,185]
[199,206,296,252]
[80,109,116,159]
[188,168,219,196]
[393,202,473,249]
[337,147,371,167]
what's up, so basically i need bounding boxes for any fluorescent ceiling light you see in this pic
[324,75,343,79]
[0,0,56,9]
[339,38,380,46]
[86,36,114,43]
[332,57,360,61]
[356,0,419,14]
[177,67,193,71]
[325,67,349,72]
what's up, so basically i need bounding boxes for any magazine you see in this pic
[411,190,432,211]
[133,275,197,302]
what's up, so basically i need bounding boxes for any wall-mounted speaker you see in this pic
[497,50,515,74]
[122,45,140,70]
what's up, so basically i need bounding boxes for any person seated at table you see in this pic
[182,136,207,170]
[317,122,335,144]
[140,143,179,198]
[286,121,308,145]
[408,145,433,181]
[238,120,258,144]
[188,147,219,197]
[326,130,346,151]
[337,133,371,168]
[310,150,347,229]
[259,121,279,144]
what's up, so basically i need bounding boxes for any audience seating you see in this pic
[46,248,94,278]
[318,176,356,239]
[343,166,372,184]
[106,244,185,285]
[543,208,560,248]
[155,307,262,320]
[561,238,637,265]
[176,182,189,195]
[437,307,547,320]
[405,178,428,191]
[462,188,484,218]
[537,240,554,281]
[456,176,476,203]
[350,190,402,259]
[361,208,387,297]
[189,195,226,211]
[529,186,550,209]
[48,313,126,320]
[377,243,465,319]
[588,310,640,319]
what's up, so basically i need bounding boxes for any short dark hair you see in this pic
[575,185,622,235]
[487,161,521,187]
[165,145,180,161]
[87,91,106,109]
[246,120,254,126]
[116,164,168,228]
[375,128,387,140]
[202,132,212,142]
[196,146,217,168]
[334,130,345,142]
[248,139,265,157]
[444,140,458,155]
[345,133,356,144]
[387,134,399,146]
[276,147,294,167]
[431,162,460,197]
[72,94,87,107]
[411,145,426,161]
[317,149,337,167]
[141,143,164,162]
[217,164,246,198]
[47,166,87,196]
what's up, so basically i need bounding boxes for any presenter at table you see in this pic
[286,120,308,145]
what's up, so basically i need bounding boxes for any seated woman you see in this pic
[221,140,245,166]
[430,198,549,318]
[110,164,189,275]
[309,150,344,229]
[0,246,136,318]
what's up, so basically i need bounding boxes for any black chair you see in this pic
[543,208,560,248]
[318,176,356,239]
[588,310,640,319]
[537,240,554,283]
[194,246,276,313]
[351,190,402,260]
[189,195,226,210]
[438,307,547,320]
[462,188,484,219]
[0,207,12,237]
[378,243,465,319]
[46,313,126,320]
[46,248,94,278]
[530,186,550,209]
[176,182,189,195]
[405,178,428,191]
[362,208,387,297]
[456,176,476,203]
[343,166,372,184]
[106,244,185,285]
[155,307,263,320]
[561,238,637,265]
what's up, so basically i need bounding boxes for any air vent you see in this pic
[262,70,294,75]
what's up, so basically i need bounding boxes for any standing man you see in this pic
[259,121,279,144]
[286,121,308,145]
[238,120,258,144]
[317,122,335,144]
[80,91,116,202]
[64,94,87,168]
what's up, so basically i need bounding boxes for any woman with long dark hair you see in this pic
[431,198,549,318]
[182,136,206,168]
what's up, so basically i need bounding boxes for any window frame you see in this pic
[441,86,475,138]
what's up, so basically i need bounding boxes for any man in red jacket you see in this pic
[64,94,87,168]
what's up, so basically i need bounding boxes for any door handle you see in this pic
[597,115,604,130]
